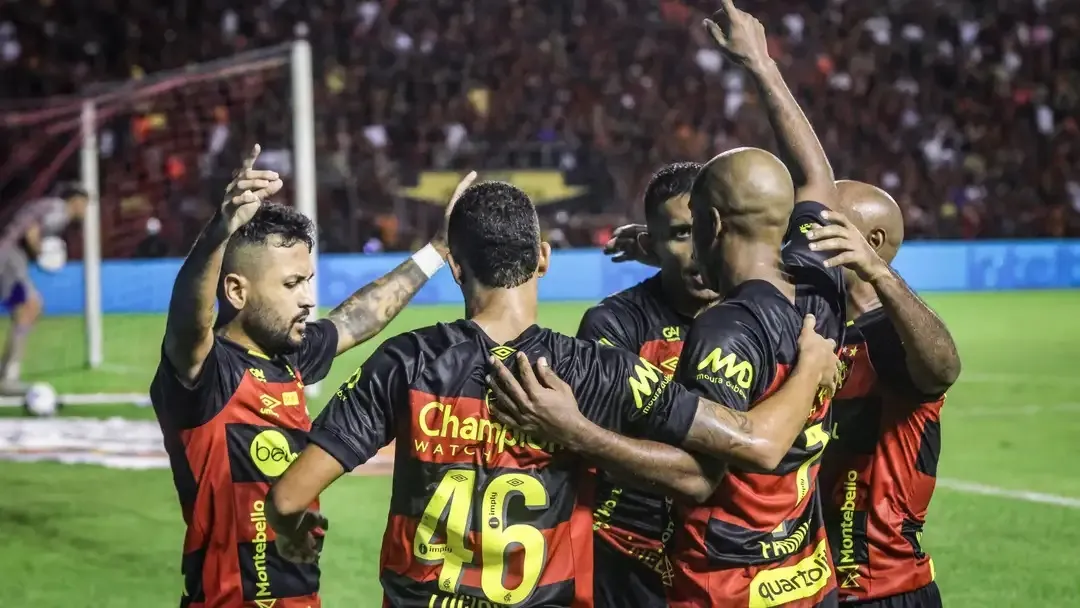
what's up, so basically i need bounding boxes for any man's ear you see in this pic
[222,273,249,310]
[536,242,552,277]
[448,253,464,286]
[867,227,886,251]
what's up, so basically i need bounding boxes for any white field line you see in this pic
[937,479,1080,509]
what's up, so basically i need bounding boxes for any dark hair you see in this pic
[448,181,539,289]
[56,183,89,200]
[222,202,314,274]
[644,162,703,221]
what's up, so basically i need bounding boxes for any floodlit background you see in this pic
[2,1,1079,606]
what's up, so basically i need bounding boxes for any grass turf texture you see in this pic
[1,291,1078,607]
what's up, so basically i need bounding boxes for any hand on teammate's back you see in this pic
[703,0,771,68]
[794,314,843,396]
[486,352,588,447]
[806,210,892,283]
[221,144,284,233]
[431,170,478,256]
[603,223,660,267]
[275,508,329,565]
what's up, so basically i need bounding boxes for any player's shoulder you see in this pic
[587,274,661,321]
[788,200,829,232]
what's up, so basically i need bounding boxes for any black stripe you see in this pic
[915,419,942,478]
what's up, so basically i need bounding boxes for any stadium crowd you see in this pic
[2,0,1079,254]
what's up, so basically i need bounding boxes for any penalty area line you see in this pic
[937,478,1080,509]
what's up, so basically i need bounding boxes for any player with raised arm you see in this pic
[0,184,88,394]
[264,181,842,608]
[576,162,715,606]
[487,3,850,606]
[808,181,959,608]
[151,144,475,608]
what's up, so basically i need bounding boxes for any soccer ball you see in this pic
[24,383,59,417]
[37,236,68,273]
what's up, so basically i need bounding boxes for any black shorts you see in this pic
[849,582,942,608]
[593,538,668,608]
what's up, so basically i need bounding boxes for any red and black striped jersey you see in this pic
[308,320,699,608]
[150,319,339,608]
[820,308,942,602]
[667,201,847,608]
[576,273,689,578]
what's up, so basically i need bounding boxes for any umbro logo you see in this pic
[660,357,679,374]
[491,346,516,361]
[259,394,282,417]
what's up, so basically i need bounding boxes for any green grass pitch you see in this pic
[1,291,1078,607]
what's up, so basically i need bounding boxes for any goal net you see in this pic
[0,41,317,408]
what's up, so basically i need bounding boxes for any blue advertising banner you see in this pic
[22,241,1080,315]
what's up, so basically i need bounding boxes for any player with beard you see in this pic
[150,145,476,608]
[808,181,959,608]
[577,161,717,606]
[264,181,842,608]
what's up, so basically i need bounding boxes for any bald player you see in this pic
[808,181,958,608]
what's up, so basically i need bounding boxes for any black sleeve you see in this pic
[576,302,639,351]
[785,200,847,341]
[293,318,340,384]
[152,341,249,429]
[557,340,699,446]
[673,303,773,414]
[307,335,410,471]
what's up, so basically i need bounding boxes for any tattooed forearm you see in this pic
[163,214,232,380]
[746,58,837,205]
[328,258,430,355]
[871,269,961,395]
[557,421,724,503]
[684,399,764,468]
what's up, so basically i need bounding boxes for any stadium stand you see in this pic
[2,0,1078,253]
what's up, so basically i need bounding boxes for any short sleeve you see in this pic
[307,336,409,471]
[673,303,773,413]
[560,341,699,446]
[293,319,339,384]
[784,201,847,340]
[576,302,638,351]
[151,341,249,429]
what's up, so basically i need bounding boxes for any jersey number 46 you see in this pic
[413,469,549,605]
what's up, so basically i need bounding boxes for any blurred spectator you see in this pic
[2,0,1079,255]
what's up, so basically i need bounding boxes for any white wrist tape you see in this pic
[411,243,446,279]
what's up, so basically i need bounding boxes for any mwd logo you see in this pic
[966,243,1080,290]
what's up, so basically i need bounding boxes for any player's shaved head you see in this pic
[835,180,904,263]
[689,148,796,293]
[691,147,795,235]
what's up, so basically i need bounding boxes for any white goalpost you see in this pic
[0,40,318,408]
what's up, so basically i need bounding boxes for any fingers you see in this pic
[486,381,524,428]
[514,352,543,400]
[242,144,262,171]
[230,189,260,206]
[532,356,564,390]
[804,224,846,241]
[449,170,478,206]
[703,18,727,46]
[823,251,859,269]
[717,0,739,14]
[611,223,645,239]
[488,356,532,412]
[820,209,852,228]
[800,314,817,335]
[807,237,853,253]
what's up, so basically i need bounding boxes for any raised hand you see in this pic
[703,0,771,68]
[603,223,661,267]
[221,144,283,232]
[432,170,478,256]
[806,210,892,283]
